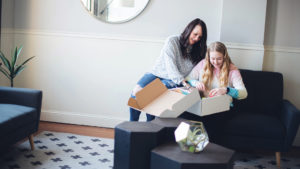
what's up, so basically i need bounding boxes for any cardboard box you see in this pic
[128,78,231,118]
[187,94,231,116]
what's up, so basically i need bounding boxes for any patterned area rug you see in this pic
[0,131,114,169]
[0,131,299,169]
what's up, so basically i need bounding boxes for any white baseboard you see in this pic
[40,110,127,128]
[40,110,300,147]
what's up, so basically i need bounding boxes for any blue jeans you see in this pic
[130,73,182,121]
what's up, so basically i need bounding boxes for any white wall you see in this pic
[263,0,300,146]
[1,0,226,126]
[3,0,265,125]
[264,0,300,47]
[221,0,267,44]
[0,0,14,86]
[13,0,223,40]
[2,0,299,145]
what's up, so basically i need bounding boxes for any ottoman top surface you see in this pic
[152,142,234,164]
[116,121,163,133]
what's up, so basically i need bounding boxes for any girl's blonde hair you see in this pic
[202,41,232,89]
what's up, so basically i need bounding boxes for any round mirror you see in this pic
[81,0,150,23]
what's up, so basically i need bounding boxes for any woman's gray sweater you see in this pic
[151,35,194,85]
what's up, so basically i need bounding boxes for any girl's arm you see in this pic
[228,70,248,100]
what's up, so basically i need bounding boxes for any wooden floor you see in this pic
[36,121,300,157]
[37,121,114,139]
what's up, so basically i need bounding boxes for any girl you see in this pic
[180,41,247,141]
[186,41,247,100]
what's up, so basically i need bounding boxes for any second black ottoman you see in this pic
[151,142,235,169]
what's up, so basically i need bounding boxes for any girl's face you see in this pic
[209,51,224,69]
[189,25,202,45]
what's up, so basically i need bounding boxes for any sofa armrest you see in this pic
[0,86,42,114]
[280,99,300,151]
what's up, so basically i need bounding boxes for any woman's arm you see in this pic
[161,37,185,84]
[185,59,205,86]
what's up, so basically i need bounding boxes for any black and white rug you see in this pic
[0,131,114,169]
[0,131,299,169]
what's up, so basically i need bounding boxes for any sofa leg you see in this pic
[275,152,280,168]
[28,135,35,150]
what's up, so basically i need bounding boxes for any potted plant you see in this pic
[0,46,35,87]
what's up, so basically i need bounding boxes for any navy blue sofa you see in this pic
[0,86,42,152]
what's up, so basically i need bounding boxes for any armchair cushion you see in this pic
[0,86,42,152]
[0,104,36,135]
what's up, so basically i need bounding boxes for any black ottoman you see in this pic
[114,121,164,169]
[151,142,235,169]
[151,118,190,144]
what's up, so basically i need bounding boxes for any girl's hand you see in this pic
[209,87,227,97]
[181,80,192,91]
[195,81,206,92]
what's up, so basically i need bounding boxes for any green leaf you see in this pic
[0,46,35,85]
[0,51,12,70]
[16,46,23,60]
[13,65,26,78]
[11,46,18,71]
[19,56,35,67]
[0,66,11,79]
[11,46,23,69]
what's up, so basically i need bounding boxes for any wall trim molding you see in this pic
[224,42,264,51]
[10,28,166,44]
[40,110,126,128]
[1,28,276,51]
[3,28,300,53]
[264,45,300,54]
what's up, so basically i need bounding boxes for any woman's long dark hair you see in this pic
[179,18,207,65]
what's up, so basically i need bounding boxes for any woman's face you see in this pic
[209,51,224,69]
[189,25,202,45]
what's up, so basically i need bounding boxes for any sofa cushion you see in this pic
[0,104,37,135]
[223,112,285,140]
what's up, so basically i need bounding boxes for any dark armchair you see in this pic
[214,69,300,168]
[0,86,42,152]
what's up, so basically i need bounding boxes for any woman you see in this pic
[130,18,208,121]
[181,41,247,141]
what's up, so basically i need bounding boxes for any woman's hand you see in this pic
[208,87,227,97]
[195,81,206,92]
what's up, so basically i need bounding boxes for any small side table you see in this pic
[151,142,235,169]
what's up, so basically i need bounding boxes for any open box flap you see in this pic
[128,78,167,110]
[135,78,168,109]
[128,97,141,110]
[142,90,185,117]
[171,88,200,115]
